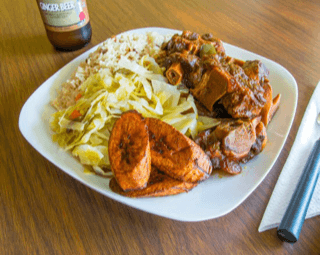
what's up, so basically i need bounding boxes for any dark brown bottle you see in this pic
[36,0,92,51]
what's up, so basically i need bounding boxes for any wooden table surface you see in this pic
[1,0,320,254]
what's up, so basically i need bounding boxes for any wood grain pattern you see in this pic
[1,0,320,254]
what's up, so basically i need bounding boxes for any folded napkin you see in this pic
[259,81,320,232]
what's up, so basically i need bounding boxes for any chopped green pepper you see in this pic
[200,44,217,57]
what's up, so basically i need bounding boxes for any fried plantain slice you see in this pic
[146,117,212,183]
[109,167,197,197]
[108,110,151,191]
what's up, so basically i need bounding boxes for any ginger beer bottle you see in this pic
[36,0,92,51]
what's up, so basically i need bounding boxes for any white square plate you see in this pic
[19,27,298,222]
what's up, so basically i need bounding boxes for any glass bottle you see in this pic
[36,0,92,51]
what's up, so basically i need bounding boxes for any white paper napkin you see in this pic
[259,81,320,232]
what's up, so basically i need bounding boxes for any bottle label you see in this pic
[37,0,90,32]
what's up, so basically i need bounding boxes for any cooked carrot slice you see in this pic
[69,109,82,120]
[75,93,82,101]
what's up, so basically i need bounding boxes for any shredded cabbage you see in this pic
[51,53,219,174]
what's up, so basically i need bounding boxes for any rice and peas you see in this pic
[50,32,217,176]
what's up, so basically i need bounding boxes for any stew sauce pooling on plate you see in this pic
[156,30,281,174]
